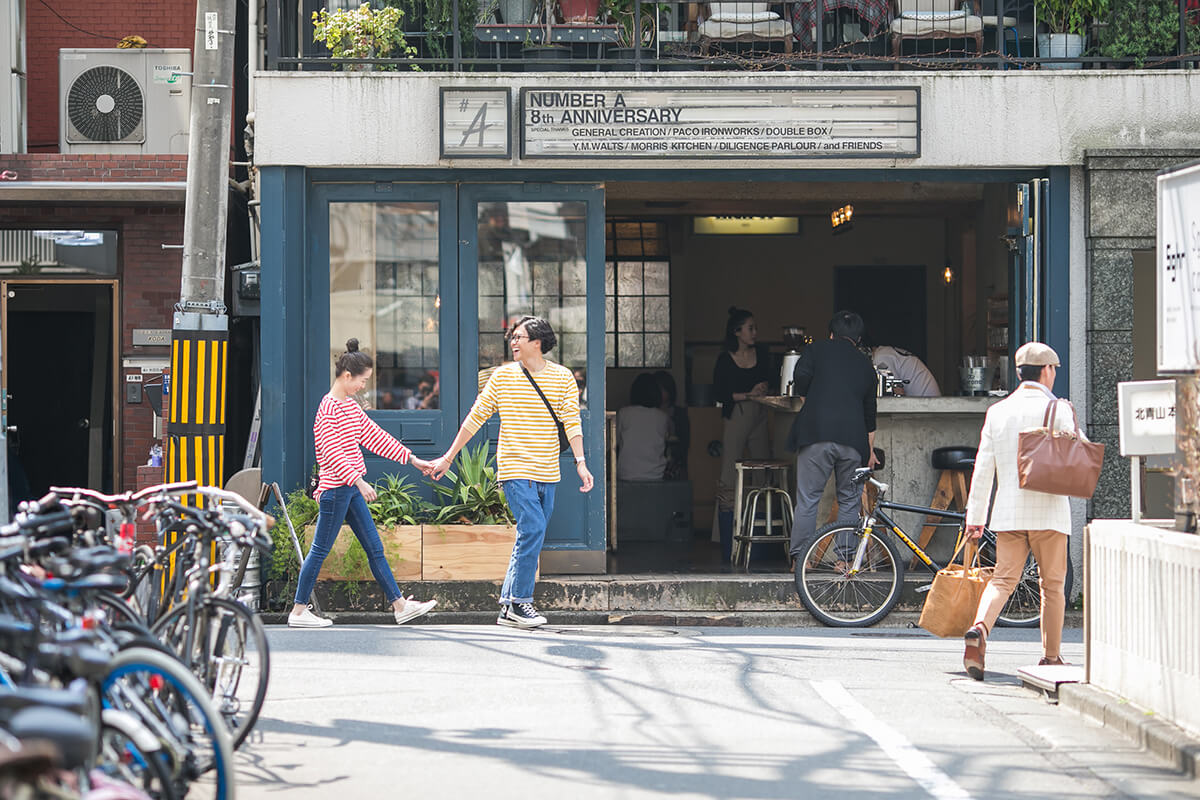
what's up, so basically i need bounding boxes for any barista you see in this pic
[871,345,940,397]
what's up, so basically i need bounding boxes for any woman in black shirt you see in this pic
[711,307,773,561]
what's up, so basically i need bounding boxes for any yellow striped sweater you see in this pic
[463,361,583,482]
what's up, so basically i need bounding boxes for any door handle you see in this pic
[77,418,90,430]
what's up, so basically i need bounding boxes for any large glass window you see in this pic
[476,201,588,397]
[329,202,440,410]
[0,229,118,275]
[605,220,670,368]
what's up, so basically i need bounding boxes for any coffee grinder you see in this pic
[780,326,810,396]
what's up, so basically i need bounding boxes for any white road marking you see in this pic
[811,679,973,800]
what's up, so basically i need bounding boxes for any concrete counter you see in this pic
[761,395,1000,563]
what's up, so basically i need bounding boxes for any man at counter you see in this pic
[871,345,940,397]
[787,311,880,563]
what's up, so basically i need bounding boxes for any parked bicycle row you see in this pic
[0,479,273,800]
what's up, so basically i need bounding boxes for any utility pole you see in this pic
[168,0,237,499]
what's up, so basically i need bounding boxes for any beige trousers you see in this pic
[716,400,770,510]
[974,529,1068,660]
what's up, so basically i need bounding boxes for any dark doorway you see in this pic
[4,282,115,501]
[834,265,928,361]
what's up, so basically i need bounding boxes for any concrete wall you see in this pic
[1084,149,1200,520]
[254,72,1200,169]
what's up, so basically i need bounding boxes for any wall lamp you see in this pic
[830,205,854,235]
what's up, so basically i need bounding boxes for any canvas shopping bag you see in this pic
[918,538,993,638]
[1017,398,1105,498]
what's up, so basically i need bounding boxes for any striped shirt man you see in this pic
[463,361,583,483]
[313,394,411,499]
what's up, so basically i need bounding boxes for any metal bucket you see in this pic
[959,366,989,395]
[236,548,262,612]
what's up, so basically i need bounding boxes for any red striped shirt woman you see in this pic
[289,339,438,628]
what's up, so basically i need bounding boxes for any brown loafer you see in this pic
[1038,656,1067,666]
[963,623,987,681]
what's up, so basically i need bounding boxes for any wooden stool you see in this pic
[911,446,976,567]
[731,459,792,566]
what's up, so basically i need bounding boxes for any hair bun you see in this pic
[346,338,359,353]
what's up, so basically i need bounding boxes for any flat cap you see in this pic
[1014,342,1060,367]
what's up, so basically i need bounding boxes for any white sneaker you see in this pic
[288,605,333,628]
[394,596,437,625]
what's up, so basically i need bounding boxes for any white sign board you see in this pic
[520,87,920,159]
[1118,379,1177,456]
[440,88,511,159]
[1157,161,1200,373]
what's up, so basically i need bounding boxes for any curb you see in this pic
[1058,683,1200,778]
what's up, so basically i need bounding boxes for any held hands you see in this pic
[355,477,378,502]
[965,524,984,541]
[426,455,453,481]
[409,456,432,475]
[577,461,594,492]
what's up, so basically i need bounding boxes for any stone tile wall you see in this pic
[1084,149,1200,519]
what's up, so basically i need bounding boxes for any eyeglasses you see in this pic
[510,334,530,342]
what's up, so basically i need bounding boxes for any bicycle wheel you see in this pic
[98,714,180,800]
[99,646,235,800]
[153,597,270,751]
[980,542,1076,628]
[796,522,905,627]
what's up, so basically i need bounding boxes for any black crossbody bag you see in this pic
[522,366,572,453]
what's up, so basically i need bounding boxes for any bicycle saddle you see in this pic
[7,705,95,770]
[0,683,91,717]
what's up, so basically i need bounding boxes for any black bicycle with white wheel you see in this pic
[795,468,1073,628]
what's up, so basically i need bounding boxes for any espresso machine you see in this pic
[780,326,811,396]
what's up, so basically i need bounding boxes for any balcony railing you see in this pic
[266,0,1200,72]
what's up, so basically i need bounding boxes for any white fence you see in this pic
[0,229,55,268]
[1086,520,1200,738]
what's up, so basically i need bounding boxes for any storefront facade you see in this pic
[255,71,1200,573]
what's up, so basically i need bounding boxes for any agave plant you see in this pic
[367,473,429,527]
[427,441,515,526]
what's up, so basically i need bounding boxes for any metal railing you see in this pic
[266,0,1200,72]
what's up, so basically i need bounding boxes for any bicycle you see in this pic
[794,467,1074,627]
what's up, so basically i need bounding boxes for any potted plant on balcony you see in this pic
[312,2,419,70]
[606,0,659,67]
[1097,0,1200,66]
[420,0,482,62]
[422,440,518,580]
[1034,0,1108,67]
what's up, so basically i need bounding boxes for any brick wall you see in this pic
[26,0,197,152]
[0,203,184,492]
[0,154,187,181]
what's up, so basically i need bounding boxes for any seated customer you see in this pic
[616,373,670,481]
[654,370,689,479]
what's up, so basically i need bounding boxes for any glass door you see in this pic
[309,184,459,469]
[458,184,606,556]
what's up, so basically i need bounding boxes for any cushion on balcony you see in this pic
[900,8,967,18]
[890,13,982,34]
[706,2,779,21]
[700,16,789,36]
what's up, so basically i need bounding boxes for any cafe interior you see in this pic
[597,177,1025,573]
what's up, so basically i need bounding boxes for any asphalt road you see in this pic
[231,624,1199,800]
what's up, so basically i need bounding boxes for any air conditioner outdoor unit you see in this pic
[59,48,190,154]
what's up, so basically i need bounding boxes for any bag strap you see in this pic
[522,366,569,440]
[1042,397,1084,438]
[949,533,981,568]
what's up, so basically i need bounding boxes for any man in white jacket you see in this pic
[962,342,1078,680]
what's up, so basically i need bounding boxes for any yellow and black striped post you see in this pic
[163,314,228,593]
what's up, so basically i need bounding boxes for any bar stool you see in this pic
[911,446,976,566]
[731,459,793,567]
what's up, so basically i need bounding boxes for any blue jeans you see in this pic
[294,485,402,606]
[499,480,556,605]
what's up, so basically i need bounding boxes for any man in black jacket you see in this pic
[786,311,880,559]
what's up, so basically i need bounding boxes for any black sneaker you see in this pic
[497,602,547,629]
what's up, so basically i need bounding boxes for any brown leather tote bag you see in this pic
[1017,399,1105,498]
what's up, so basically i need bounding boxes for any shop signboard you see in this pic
[440,88,511,158]
[520,87,919,159]
[1157,160,1200,373]
[1117,379,1176,457]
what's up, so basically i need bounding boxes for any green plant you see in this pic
[604,0,661,47]
[427,441,515,525]
[1098,0,1200,64]
[312,2,419,70]
[405,0,480,62]
[1035,0,1108,34]
[367,473,429,526]
[267,488,318,587]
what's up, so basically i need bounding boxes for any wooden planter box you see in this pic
[302,524,422,582]
[421,524,518,580]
